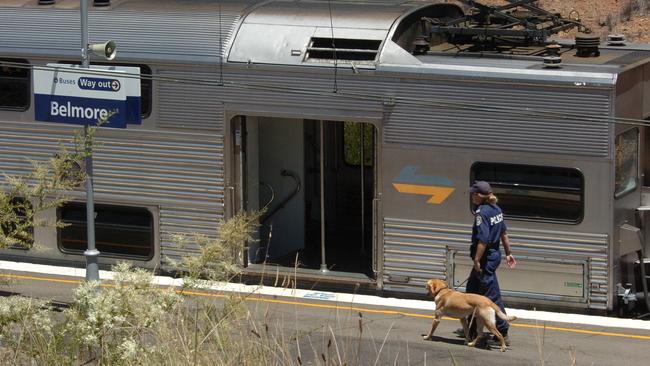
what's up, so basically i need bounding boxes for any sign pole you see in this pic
[81,0,100,282]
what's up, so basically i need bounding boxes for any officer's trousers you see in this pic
[466,248,509,334]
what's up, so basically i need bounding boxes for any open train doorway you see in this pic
[231,116,376,278]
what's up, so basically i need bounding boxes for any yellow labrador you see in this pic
[423,279,516,352]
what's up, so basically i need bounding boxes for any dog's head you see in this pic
[425,279,448,297]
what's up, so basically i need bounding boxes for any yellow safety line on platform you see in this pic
[2,274,81,285]
[4,273,650,341]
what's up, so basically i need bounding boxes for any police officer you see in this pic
[466,181,515,345]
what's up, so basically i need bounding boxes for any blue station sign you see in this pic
[33,64,141,128]
[78,64,142,125]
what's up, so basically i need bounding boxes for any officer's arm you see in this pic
[473,241,486,273]
[502,232,516,268]
[501,232,512,256]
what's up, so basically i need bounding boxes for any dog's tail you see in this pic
[491,303,517,323]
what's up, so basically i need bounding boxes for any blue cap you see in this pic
[470,181,492,195]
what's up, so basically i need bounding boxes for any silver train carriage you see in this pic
[1,0,650,314]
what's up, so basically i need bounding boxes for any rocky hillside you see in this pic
[481,0,650,43]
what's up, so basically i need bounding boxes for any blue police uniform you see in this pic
[466,202,509,334]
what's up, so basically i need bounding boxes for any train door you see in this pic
[230,116,375,278]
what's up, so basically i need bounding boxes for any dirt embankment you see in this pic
[480,0,650,43]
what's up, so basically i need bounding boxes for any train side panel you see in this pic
[379,74,615,311]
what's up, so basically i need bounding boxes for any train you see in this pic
[1,0,649,315]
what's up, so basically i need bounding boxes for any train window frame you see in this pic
[470,162,585,224]
[0,58,31,111]
[342,122,375,167]
[56,61,152,119]
[56,202,155,260]
[614,128,639,199]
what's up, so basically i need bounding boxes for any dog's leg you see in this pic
[483,314,506,352]
[460,317,471,345]
[467,316,487,348]
[423,310,443,340]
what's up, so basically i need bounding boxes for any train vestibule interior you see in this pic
[231,116,375,277]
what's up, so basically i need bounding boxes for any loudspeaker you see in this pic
[89,40,116,61]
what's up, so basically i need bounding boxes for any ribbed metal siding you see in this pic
[588,257,609,309]
[0,121,224,265]
[157,70,224,132]
[383,82,612,157]
[92,134,223,206]
[0,124,68,177]
[215,71,384,115]
[0,124,224,205]
[0,8,241,62]
[171,67,611,157]
[382,218,448,292]
[383,217,609,309]
[160,206,223,265]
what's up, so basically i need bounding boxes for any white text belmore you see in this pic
[50,101,109,120]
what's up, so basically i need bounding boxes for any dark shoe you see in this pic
[487,334,511,348]
[472,335,490,349]
[455,327,479,340]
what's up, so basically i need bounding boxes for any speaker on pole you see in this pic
[89,40,117,60]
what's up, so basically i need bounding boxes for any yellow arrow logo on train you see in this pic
[392,166,455,204]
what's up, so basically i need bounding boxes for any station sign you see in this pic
[77,64,142,125]
[33,64,141,128]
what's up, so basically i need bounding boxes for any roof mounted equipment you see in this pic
[607,34,627,46]
[575,32,600,57]
[420,0,588,52]
[542,43,562,68]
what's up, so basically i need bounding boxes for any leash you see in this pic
[453,276,470,290]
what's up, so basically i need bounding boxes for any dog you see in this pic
[423,279,516,352]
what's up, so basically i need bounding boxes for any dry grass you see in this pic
[0,268,402,365]
[0,207,402,365]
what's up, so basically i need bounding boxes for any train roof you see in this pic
[380,41,650,85]
[1,0,649,86]
[0,0,445,64]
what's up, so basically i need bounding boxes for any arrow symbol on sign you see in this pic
[392,166,455,204]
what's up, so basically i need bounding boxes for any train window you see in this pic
[471,163,583,223]
[1,197,33,249]
[56,61,152,119]
[0,58,30,111]
[58,202,154,259]
[615,128,639,198]
[343,122,374,166]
